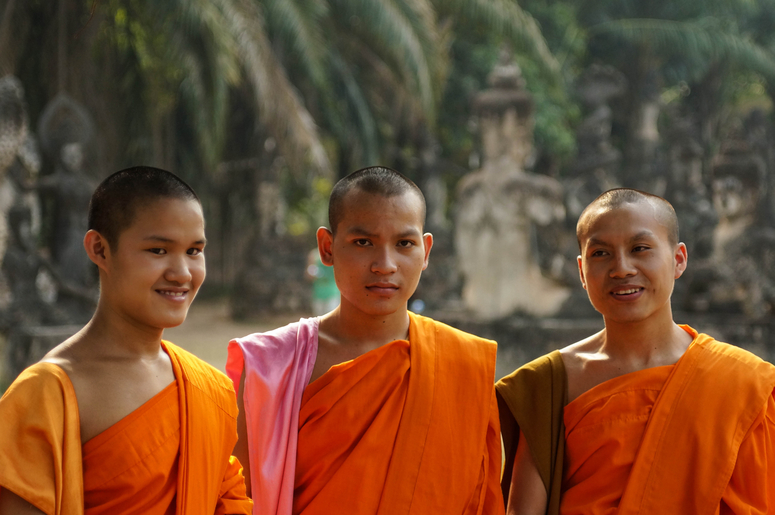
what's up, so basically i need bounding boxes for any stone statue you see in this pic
[455,50,570,320]
[694,141,775,318]
[1,201,71,376]
[37,93,96,303]
[566,65,627,220]
[0,76,30,264]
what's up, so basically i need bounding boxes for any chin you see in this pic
[150,312,189,329]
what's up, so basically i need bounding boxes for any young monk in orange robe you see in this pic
[0,167,252,515]
[227,166,503,515]
[497,188,775,514]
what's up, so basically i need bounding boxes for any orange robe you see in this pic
[0,341,252,515]
[293,312,503,515]
[561,327,775,514]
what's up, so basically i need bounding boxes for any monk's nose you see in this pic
[371,247,398,274]
[165,256,194,284]
[609,253,636,278]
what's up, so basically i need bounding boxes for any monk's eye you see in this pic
[187,248,203,256]
[397,240,414,248]
[148,248,166,255]
[632,245,650,252]
[354,239,371,247]
[590,249,606,257]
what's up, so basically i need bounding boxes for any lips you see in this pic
[366,283,399,295]
[610,286,644,298]
[156,288,188,300]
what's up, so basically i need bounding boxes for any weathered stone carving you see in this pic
[566,65,627,220]
[455,51,570,319]
[37,93,96,302]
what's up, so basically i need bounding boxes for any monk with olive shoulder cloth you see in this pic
[497,188,775,514]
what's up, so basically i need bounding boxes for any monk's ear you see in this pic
[577,255,587,290]
[317,227,334,266]
[84,230,110,272]
[421,232,433,271]
[673,242,688,279]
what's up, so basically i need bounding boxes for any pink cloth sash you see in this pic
[226,318,319,515]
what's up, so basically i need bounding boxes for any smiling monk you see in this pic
[497,188,775,514]
[0,167,251,515]
[227,166,503,515]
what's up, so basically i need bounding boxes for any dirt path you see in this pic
[163,299,301,372]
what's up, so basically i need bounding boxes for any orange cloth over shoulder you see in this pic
[0,341,252,515]
[82,381,179,514]
[560,326,775,515]
[293,312,504,515]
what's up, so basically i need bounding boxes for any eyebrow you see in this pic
[629,230,655,242]
[347,227,421,239]
[586,230,656,248]
[143,236,207,245]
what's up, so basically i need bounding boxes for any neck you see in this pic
[599,305,691,366]
[75,300,166,358]
[321,299,410,348]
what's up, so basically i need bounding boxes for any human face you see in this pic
[577,202,687,325]
[318,189,432,317]
[100,198,206,331]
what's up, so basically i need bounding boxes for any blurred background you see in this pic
[2,0,775,389]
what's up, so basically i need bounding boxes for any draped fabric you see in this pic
[561,327,775,515]
[229,312,503,515]
[0,341,252,515]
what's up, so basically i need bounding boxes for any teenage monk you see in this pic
[226,166,503,515]
[497,188,775,514]
[0,167,252,515]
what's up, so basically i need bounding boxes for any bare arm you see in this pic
[232,369,251,498]
[0,489,46,515]
[506,428,547,515]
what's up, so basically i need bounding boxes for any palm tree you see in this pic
[575,0,775,187]
[1,0,562,182]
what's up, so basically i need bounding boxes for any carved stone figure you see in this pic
[697,142,775,318]
[37,93,96,298]
[1,202,69,376]
[566,65,627,220]
[0,76,29,264]
[455,51,570,320]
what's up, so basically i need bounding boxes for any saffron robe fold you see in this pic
[0,341,253,515]
[82,380,180,514]
[227,312,504,515]
[498,326,775,515]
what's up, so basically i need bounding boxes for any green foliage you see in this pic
[517,55,579,163]
[595,18,775,84]
[285,176,333,236]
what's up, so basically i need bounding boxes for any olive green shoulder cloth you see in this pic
[495,350,567,515]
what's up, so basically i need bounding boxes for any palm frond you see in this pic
[330,0,438,124]
[437,0,562,86]
[328,49,380,164]
[212,0,331,176]
[262,0,329,87]
[595,18,775,83]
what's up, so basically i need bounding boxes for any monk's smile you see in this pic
[610,285,645,300]
[155,286,190,302]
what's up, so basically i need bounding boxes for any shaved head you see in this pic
[89,166,200,249]
[577,188,679,250]
[328,166,426,234]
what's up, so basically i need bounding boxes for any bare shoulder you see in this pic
[559,331,607,402]
[39,331,88,375]
[559,331,605,370]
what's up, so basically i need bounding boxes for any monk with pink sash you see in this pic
[227,166,503,515]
